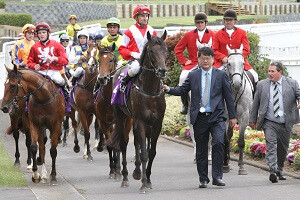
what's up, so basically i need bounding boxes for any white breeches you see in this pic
[69,67,85,78]
[38,70,65,86]
[179,66,198,86]
[127,60,141,77]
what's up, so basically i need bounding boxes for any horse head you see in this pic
[196,37,212,49]
[226,44,245,93]
[1,65,25,114]
[86,43,98,73]
[97,43,117,85]
[140,30,167,79]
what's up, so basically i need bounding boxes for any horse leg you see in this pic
[37,129,47,166]
[12,128,20,168]
[49,125,61,185]
[132,135,141,180]
[238,123,247,175]
[36,130,47,183]
[62,116,70,147]
[114,149,121,181]
[25,129,33,172]
[93,119,100,151]
[81,113,93,161]
[70,109,80,153]
[223,125,232,173]
[107,145,116,179]
[30,126,40,183]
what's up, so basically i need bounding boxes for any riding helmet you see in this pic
[223,9,237,20]
[194,12,208,23]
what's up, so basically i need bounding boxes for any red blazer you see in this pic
[174,28,214,70]
[212,27,252,70]
[27,40,68,71]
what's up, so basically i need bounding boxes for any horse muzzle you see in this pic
[157,68,167,79]
[1,106,9,113]
[99,76,110,85]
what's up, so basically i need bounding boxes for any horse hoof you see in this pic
[139,186,148,194]
[63,142,67,147]
[147,182,152,189]
[83,154,88,159]
[223,165,230,173]
[115,173,122,181]
[41,178,48,184]
[50,179,58,186]
[97,145,104,152]
[26,167,33,173]
[132,171,141,180]
[87,156,93,161]
[108,173,115,179]
[73,145,80,153]
[238,168,248,175]
[32,176,41,183]
[14,161,20,168]
[37,157,42,166]
[121,181,129,188]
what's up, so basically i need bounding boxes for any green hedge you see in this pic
[0,1,5,9]
[0,13,32,27]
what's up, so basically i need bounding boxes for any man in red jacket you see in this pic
[118,5,157,92]
[27,22,71,112]
[212,9,258,84]
[174,12,214,114]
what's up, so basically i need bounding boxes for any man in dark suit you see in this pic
[163,47,237,188]
[249,61,300,183]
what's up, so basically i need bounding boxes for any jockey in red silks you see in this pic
[27,22,71,112]
[118,5,157,92]
[174,12,214,114]
[212,9,258,84]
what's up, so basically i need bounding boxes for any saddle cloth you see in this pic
[111,69,132,105]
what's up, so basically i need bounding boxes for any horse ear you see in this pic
[196,39,202,49]
[111,42,116,51]
[147,31,152,41]
[207,37,212,48]
[226,44,233,54]
[5,64,11,73]
[13,64,18,76]
[161,30,167,41]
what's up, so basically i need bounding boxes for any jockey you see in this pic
[68,29,89,85]
[118,4,157,92]
[93,17,125,97]
[66,14,82,39]
[212,9,258,83]
[27,22,71,112]
[174,12,214,114]
[88,32,95,45]
[59,33,72,88]
[11,24,36,68]
[94,30,104,45]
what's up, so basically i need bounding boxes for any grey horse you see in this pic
[223,44,253,175]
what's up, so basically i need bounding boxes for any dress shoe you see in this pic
[180,105,188,115]
[199,181,208,188]
[269,173,278,183]
[276,172,287,180]
[212,179,225,186]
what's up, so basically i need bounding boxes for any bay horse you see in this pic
[2,66,66,184]
[111,31,167,193]
[70,44,101,161]
[1,66,32,171]
[94,43,122,179]
[223,45,253,175]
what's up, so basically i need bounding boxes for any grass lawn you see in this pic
[78,15,271,29]
[0,139,27,187]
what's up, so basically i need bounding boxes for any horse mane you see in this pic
[18,68,52,81]
[139,35,166,66]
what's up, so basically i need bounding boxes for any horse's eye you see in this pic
[10,84,16,91]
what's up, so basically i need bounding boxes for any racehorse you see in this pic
[94,43,121,179]
[70,44,101,161]
[2,66,66,184]
[1,66,32,171]
[111,30,167,193]
[223,45,253,175]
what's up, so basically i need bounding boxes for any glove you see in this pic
[130,52,141,59]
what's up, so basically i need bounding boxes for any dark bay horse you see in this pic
[1,66,32,171]
[70,44,101,161]
[2,66,65,184]
[111,31,167,193]
[94,44,122,179]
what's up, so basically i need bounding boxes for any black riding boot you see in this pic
[61,84,70,101]
[72,77,78,86]
[120,74,131,93]
[180,92,189,115]
[93,79,100,99]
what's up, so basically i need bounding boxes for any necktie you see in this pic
[273,82,280,118]
[202,72,210,107]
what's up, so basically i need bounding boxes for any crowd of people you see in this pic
[6,5,300,188]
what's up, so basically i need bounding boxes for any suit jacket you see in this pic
[250,77,300,132]
[167,67,236,125]
[174,28,214,70]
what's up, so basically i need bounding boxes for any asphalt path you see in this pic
[0,110,300,200]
